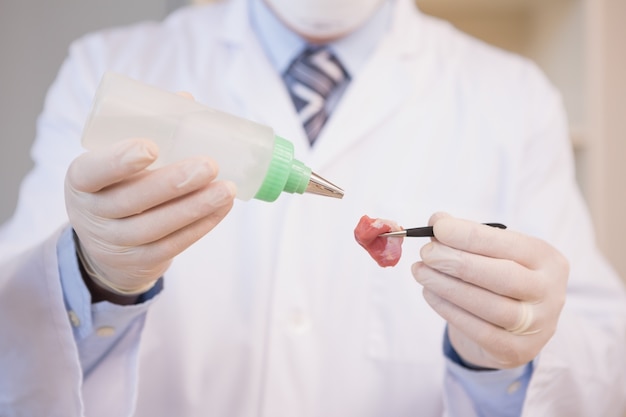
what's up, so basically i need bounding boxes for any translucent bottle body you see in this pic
[81,72,274,200]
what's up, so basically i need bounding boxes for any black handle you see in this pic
[404,222,507,237]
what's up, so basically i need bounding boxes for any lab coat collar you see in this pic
[217,0,250,47]
[216,0,427,169]
[217,0,307,150]
[309,0,428,169]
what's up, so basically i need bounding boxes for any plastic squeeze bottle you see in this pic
[81,72,344,202]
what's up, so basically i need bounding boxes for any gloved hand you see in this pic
[65,137,236,296]
[411,212,569,369]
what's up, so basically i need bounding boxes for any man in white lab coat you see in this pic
[1,0,625,416]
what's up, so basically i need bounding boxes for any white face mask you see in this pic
[264,0,386,42]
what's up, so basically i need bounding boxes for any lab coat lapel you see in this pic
[217,0,310,155]
[308,0,426,170]
[215,0,428,168]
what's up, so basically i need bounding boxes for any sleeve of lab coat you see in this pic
[0,36,152,416]
[505,64,626,416]
[438,59,626,416]
[514,67,626,417]
[0,227,153,417]
[0,229,84,416]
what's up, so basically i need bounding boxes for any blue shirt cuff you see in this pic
[443,327,533,417]
[56,226,163,340]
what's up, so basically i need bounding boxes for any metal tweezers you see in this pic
[379,222,507,238]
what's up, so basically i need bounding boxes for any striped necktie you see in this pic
[283,46,350,146]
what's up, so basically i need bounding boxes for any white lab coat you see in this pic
[1,0,625,416]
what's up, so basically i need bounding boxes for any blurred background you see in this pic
[1,0,624,280]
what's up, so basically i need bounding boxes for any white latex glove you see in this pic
[65,137,236,295]
[411,212,569,369]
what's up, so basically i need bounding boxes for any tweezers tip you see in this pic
[378,230,406,238]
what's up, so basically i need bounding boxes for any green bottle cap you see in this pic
[254,136,312,202]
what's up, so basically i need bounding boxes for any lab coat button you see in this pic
[96,326,116,337]
[68,310,80,328]
[288,311,311,334]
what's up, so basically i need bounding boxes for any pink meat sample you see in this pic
[354,215,403,267]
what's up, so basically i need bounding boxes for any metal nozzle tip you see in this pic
[306,172,344,199]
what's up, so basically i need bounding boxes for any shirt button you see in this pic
[507,380,522,394]
[68,310,80,328]
[96,326,116,337]
[288,311,311,335]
